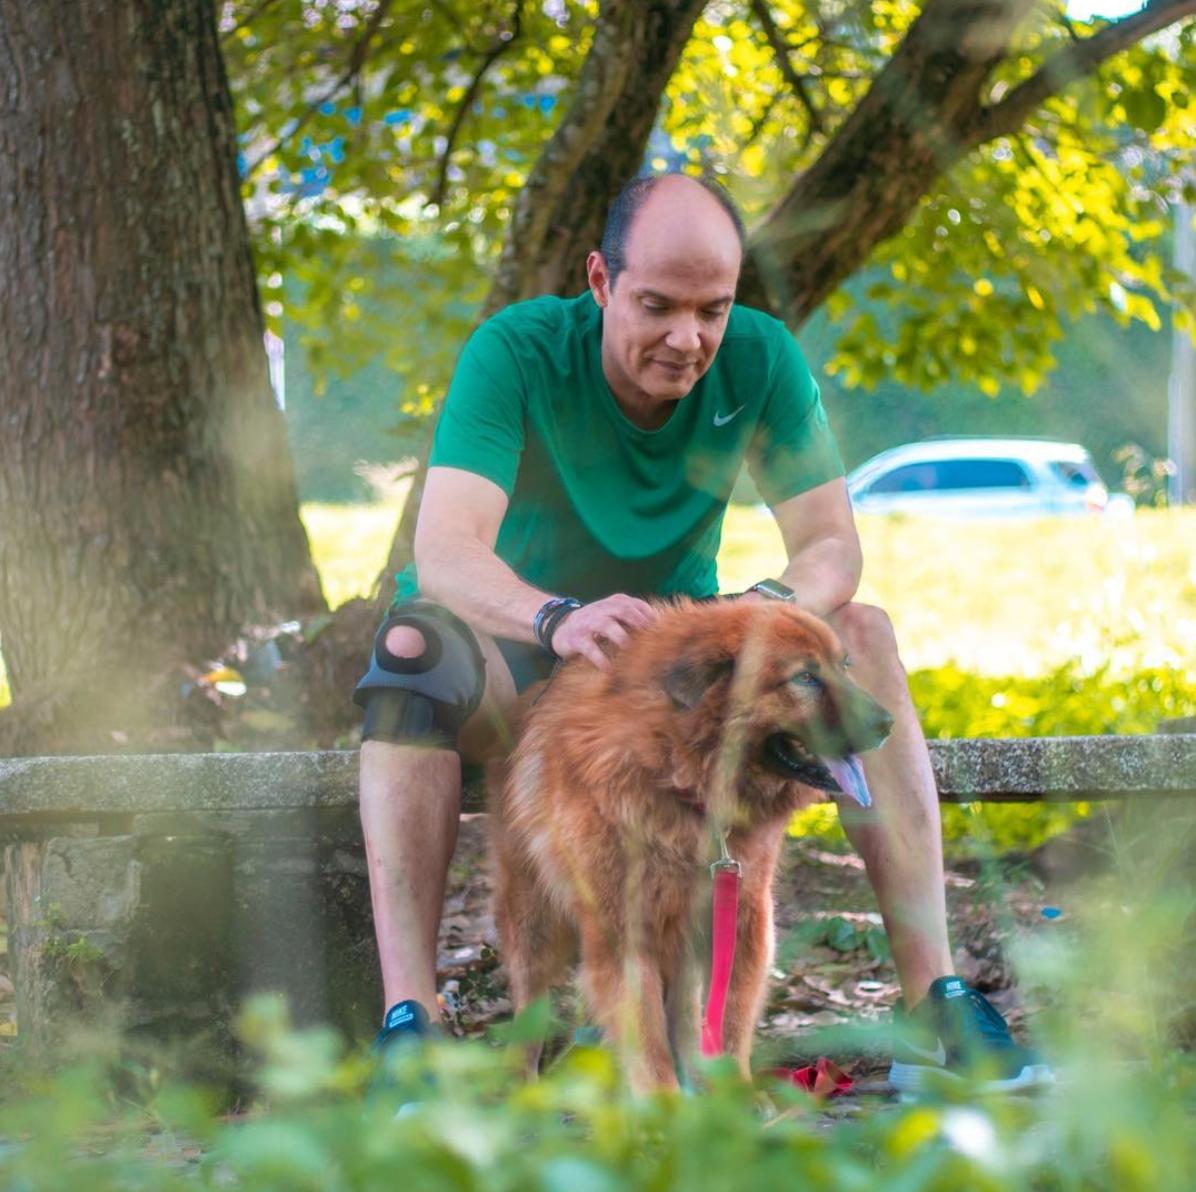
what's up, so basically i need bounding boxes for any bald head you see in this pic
[586,174,746,423]
[600,173,745,291]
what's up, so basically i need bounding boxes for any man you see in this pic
[355,172,1051,1093]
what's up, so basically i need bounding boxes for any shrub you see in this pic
[3,976,1196,1191]
[792,660,1196,855]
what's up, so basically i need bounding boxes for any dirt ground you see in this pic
[0,823,1029,1061]
[433,814,1091,1089]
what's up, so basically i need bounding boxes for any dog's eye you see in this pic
[789,670,823,691]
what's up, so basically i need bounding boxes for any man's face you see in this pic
[588,183,742,414]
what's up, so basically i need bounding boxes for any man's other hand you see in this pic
[550,594,656,670]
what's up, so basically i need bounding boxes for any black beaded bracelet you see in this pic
[533,596,582,656]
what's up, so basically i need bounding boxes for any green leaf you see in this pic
[495,994,556,1045]
[824,916,858,953]
[1124,87,1168,133]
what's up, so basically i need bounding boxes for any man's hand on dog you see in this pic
[550,594,656,670]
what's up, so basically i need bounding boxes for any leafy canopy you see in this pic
[222,0,1196,406]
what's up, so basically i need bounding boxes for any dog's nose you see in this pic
[869,706,894,747]
[845,690,893,752]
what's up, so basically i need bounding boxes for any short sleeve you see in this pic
[428,320,526,495]
[748,331,844,506]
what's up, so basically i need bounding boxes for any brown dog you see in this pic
[490,599,893,1091]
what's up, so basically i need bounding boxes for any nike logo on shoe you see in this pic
[901,1038,948,1066]
[713,405,744,427]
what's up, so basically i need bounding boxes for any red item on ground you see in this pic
[774,1056,854,1099]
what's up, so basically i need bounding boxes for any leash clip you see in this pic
[711,831,742,877]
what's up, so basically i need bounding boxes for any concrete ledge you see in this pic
[928,734,1196,803]
[1,734,1194,822]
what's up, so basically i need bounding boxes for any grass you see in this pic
[2,503,1189,711]
[303,502,1196,678]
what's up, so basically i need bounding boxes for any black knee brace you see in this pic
[353,602,487,745]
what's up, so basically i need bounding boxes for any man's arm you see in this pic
[761,476,862,618]
[414,466,653,668]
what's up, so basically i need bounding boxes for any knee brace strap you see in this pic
[353,602,486,735]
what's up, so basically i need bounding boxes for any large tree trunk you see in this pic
[0,0,325,751]
[373,0,707,612]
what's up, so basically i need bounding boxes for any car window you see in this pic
[931,459,1032,490]
[867,463,940,494]
[1049,459,1100,488]
[867,457,1032,494]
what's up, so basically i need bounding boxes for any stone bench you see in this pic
[2,735,1194,1061]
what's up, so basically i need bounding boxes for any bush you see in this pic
[4,971,1196,1191]
[792,660,1196,855]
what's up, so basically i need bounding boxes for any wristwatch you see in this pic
[747,578,796,602]
[533,596,583,656]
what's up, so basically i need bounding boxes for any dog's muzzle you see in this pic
[763,734,873,808]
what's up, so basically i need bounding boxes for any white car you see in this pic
[846,438,1130,519]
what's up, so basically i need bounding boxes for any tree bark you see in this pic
[0,0,325,750]
[484,0,709,314]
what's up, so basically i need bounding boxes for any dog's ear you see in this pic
[663,657,734,710]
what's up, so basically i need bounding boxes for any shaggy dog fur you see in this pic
[490,599,893,1091]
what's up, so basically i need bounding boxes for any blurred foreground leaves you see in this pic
[3,969,1196,1190]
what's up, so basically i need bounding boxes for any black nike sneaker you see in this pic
[375,998,434,1050]
[889,976,1054,1094]
[370,999,439,1116]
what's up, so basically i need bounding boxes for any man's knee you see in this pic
[384,624,427,659]
[828,603,907,695]
[354,602,489,748]
[830,602,899,661]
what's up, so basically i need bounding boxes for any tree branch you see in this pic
[963,0,1196,148]
[430,0,525,209]
[221,0,286,43]
[483,0,707,315]
[744,90,783,146]
[748,0,825,136]
[244,0,396,176]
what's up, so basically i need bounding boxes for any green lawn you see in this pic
[2,504,1188,712]
[303,502,1196,679]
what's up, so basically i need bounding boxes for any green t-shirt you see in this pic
[395,292,843,604]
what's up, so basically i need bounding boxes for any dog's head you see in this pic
[626,600,893,817]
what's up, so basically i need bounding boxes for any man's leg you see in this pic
[359,622,519,1019]
[360,741,462,1013]
[825,602,952,1007]
[828,603,1053,1091]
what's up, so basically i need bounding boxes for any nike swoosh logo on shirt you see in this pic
[902,1038,948,1066]
[713,405,745,427]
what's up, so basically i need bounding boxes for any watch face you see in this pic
[752,579,795,602]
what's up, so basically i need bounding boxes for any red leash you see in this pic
[700,841,741,1058]
[697,833,855,1099]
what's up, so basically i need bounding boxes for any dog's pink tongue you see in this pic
[822,754,872,809]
